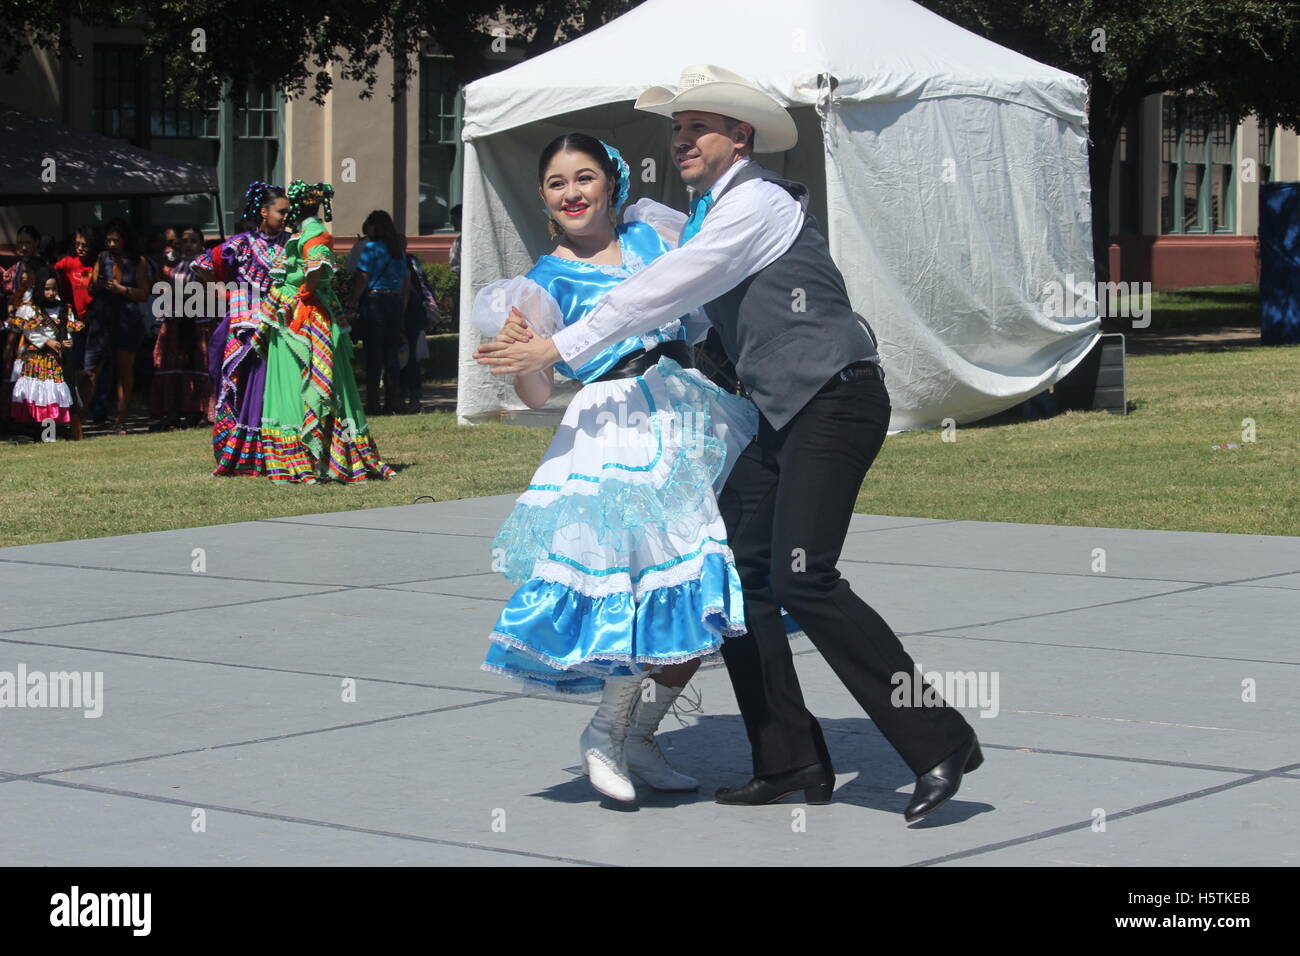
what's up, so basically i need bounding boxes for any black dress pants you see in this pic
[717,365,973,778]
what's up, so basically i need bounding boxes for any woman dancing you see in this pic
[191,182,290,474]
[252,180,393,482]
[474,134,757,803]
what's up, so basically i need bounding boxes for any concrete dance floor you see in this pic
[1,496,1296,866]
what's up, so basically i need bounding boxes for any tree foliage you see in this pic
[2,0,641,105]
[922,0,1300,276]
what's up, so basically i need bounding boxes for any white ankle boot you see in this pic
[624,681,700,792]
[579,675,641,802]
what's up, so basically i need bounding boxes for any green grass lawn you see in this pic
[1105,283,1259,334]
[3,337,1296,548]
[869,344,1298,536]
[0,410,552,548]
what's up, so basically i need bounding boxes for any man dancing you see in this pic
[477,65,981,823]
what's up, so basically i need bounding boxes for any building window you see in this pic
[226,85,282,228]
[1259,120,1275,184]
[1159,94,1236,235]
[93,46,141,141]
[92,44,281,234]
[147,56,221,229]
[1115,105,1139,235]
[419,55,463,234]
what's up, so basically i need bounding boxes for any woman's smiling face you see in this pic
[539,149,613,239]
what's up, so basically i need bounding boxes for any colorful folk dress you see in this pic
[252,216,393,483]
[8,298,82,424]
[195,227,289,474]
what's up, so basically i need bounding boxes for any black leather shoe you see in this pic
[715,763,834,806]
[904,733,983,823]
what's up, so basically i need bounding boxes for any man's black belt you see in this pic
[593,340,694,382]
[818,359,885,393]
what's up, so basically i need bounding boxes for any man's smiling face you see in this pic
[671,110,752,192]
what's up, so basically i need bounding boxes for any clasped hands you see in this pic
[473,307,560,375]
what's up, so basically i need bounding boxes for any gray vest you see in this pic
[702,162,880,430]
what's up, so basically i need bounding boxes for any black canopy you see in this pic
[0,105,221,231]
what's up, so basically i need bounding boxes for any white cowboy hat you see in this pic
[634,64,798,153]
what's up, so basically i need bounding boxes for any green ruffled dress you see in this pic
[253,216,394,483]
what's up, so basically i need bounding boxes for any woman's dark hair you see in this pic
[242,182,287,225]
[178,225,206,254]
[286,180,334,226]
[362,209,405,259]
[145,228,170,253]
[30,265,59,306]
[233,217,256,235]
[69,224,100,258]
[16,224,40,245]
[537,134,618,193]
[102,218,141,259]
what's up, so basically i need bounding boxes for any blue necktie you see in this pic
[680,190,715,244]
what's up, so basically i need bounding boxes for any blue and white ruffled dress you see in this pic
[475,220,759,695]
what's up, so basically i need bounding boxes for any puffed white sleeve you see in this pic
[624,199,711,344]
[470,275,564,340]
[623,198,687,249]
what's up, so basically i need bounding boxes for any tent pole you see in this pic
[214,190,225,240]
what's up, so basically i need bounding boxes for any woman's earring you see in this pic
[546,212,562,239]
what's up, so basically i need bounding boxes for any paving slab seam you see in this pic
[943,521,1300,544]
[0,634,590,706]
[1215,568,1300,586]
[259,518,495,539]
[15,777,613,867]
[0,556,343,589]
[0,556,496,595]
[913,581,1218,633]
[7,623,1282,782]
[370,585,504,603]
[372,570,515,586]
[838,556,1300,588]
[8,696,515,781]
[0,569,508,636]
[844,519,963,534]
[4,551,1290,600]
[796,722,1296,779]
[377,565,1300,615]
[903,761,1300,866]
[899,630,1299,667]
[0,587,353,635]
[827,741,1297,783]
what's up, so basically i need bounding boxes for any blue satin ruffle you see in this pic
[482,551,746,695]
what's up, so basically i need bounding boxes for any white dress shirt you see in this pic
[550,157,805,369]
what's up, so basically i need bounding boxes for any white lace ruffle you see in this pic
[471,275,564,339]
[486,629,723,672]
[479,661,605,696]
[529,537,738,600]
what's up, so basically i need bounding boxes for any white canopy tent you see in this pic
[455,0,1097,430]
